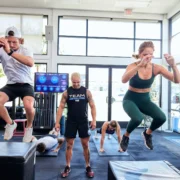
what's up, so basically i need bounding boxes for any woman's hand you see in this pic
[164,54,175,67]
[99,148,105,153]
[137,54,153,67]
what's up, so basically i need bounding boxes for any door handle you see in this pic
[111,97,115,104]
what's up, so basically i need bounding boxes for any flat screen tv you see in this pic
[34,72,69,93]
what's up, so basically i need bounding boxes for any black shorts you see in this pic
[65,120,90,138]
[0,83,34,101]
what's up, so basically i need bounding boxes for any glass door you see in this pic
[111,68,129,121]
[87,67,109,121]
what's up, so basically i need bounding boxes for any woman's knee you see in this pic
[158,113,166,124]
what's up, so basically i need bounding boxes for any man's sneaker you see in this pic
[4,122,17,140]
[23,128,33,142]
[120,135,129,152]
[142,130,153,150]
[86,166,94,178]
[61,166,71,178]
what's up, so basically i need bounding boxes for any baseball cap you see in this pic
[5,26,21,38]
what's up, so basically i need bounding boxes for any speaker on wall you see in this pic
[45,25,53,41]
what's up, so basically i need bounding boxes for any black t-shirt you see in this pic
[67,86,88,121]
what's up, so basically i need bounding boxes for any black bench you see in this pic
[0,142,36,180]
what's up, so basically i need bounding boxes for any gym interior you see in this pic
[0,0,180,179]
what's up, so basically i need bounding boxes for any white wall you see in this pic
[167,1,180,19]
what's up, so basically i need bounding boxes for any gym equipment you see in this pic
[0,142,36,180]
[108,161,180,180]
[92,135,129,156]
[164,136,180,147]
[33,92,55,130]
[13,119,27,136]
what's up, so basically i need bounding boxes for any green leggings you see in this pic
[123,90,166,133]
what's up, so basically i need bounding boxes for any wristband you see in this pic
[8,49,14,56]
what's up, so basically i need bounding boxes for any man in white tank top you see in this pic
[0,26,35,142]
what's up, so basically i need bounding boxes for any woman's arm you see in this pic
[156,64,180,83]
[160,54,180,83]
[100,122,108,152]
[116,123,122,144]
[122,63,140,83]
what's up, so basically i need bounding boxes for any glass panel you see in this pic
[136,22,161,39]
[111,68,129,121]
[172,16,180,36]
[59,37,86,55]
[0,64,13,106]
[171,65,180,113]
[34,64,47,73]
[0,64,7,89]
[88,68,108,121]
[43,16,48,35]
[150,75,160,106]
[24,36,47,55]
[88,20,134,38]
[88,39,133,57]
[22,15,43,35]
[171,34,180,56]
[0,14,20,36]
[135,40,161,58]
[57,65,86,116]
[59,18,86,36]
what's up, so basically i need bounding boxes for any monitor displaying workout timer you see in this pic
[34,72,69,93]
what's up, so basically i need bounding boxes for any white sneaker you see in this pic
[23,128,33,142]
[4,122,17,140]
[49,128,56,135]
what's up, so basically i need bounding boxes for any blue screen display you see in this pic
[34,73,69,93]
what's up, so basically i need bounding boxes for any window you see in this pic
[88,20,133,38]
[0,64,6,89]
[170,13,180,120]
[59,19,86,36]
[171,65,180,117]
[0,14,48,55]
[136,22,161,39]
[58,17,162,58]
[88,39,133,57]
[59,37,86,55]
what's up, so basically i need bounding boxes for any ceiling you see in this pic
[0,0,179,14]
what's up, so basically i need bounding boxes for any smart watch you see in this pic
[8,49,14,56]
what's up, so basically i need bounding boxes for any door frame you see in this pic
[86,65,128,128]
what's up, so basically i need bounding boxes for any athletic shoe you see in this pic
[4,122,17,140]
[142,130,153,150]
[86,166,94,178]
[23,128,33,142]
[61,166,71,178]
[120,135,129,152]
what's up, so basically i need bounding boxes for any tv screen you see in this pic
[34,72,69,93]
